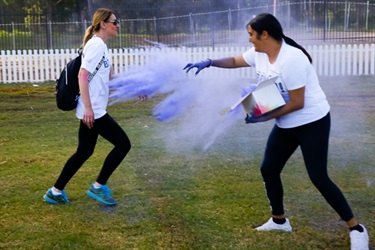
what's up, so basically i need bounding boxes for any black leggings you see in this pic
[54,113,131,190]
[260,113,354,221]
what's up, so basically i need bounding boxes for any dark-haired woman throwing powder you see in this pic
[184,13,369,250]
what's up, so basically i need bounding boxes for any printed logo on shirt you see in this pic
[275,77,290,102]
[104,58,110,68]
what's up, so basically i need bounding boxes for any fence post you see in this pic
[286,1,290,29]
[273,0,277,16]
[84,19,87,34]
[22,50,27,82]
[45,18,48,49]
[346,44,353,76]
[343,44,347,75]
[308,0,312,32]
[17,50,22,82]
[366,1,369,30]
[153,17,159,43]
[344,2,351,32]
[358,44,363,75]
[118,20,122,48]
[228,9,232,31]
[323,0,327,42]
[48,21,53,49]
[12,50,17,82]
[329,45,334,76]
[371,44,375,75]
[33,49,39,82]
[1,50,6,82]
[7,50,12,82]
[189,13,195,46]
[12,22,15,50]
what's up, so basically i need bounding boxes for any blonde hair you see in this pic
[82,8,114,47]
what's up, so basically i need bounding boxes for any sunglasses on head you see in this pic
[107,19,120,26]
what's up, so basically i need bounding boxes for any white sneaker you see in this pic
[255,217,292,232]
[350,224,369,250]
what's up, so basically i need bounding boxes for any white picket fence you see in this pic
[1,44,375,83]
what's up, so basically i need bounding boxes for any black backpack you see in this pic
[55,49,82,111]
[55,49,105,111]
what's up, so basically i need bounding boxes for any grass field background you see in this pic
[0,76,374,249]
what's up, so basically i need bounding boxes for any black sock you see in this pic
[272,217,286,225]
[349,224,364,232]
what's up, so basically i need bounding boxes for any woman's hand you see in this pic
[183,59,213,75]
[83,107,95,128]
[245,114,270,124]
[78,68,95,129]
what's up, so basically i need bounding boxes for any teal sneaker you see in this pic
[43,188,70,205]
[86,184,117,206]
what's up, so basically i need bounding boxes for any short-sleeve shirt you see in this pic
[76,36,112,120]
[242,40,330,128]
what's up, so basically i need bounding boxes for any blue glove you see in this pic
[183,59,213,75]
[245,114,256,124]
[245,114,268,124]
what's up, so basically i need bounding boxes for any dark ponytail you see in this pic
[248,13,312,64]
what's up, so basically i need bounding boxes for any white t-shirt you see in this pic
[242,40,330,128]
[76,36,111,120]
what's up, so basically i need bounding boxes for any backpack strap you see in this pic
[87,53,105,83]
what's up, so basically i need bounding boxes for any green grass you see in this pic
[0,77,374,249]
